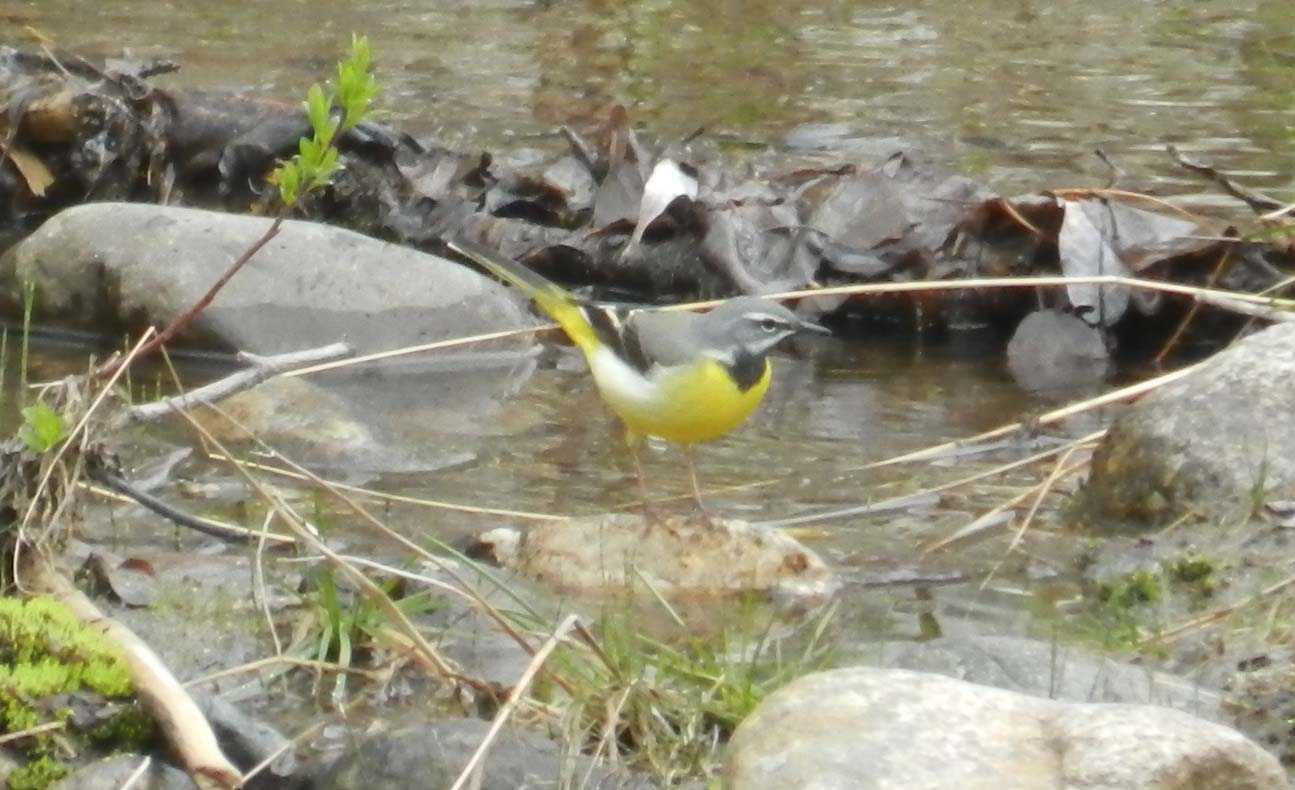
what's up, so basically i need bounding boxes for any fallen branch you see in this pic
[117,342,352,426]
[1166,145,1286,214]
[22,555,242,789]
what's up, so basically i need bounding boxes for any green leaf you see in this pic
[19,402,67,453]
[274,162,300,205]
[305,84,331,134]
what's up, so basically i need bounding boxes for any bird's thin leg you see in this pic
[626,430,654,520]
[684,445,714,525]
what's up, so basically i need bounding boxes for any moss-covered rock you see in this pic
[0,596,150,790]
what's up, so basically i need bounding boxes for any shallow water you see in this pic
[2,0,1292,643]
[4,0,1293,205]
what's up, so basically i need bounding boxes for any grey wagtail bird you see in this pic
[448,237,829,512]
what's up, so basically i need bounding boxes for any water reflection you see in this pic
[3,0,1291,199]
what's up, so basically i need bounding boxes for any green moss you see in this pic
[6,757,67,790]
[1167,553,1219,597]
[1097,569,1162,610]
[0,596,149,790]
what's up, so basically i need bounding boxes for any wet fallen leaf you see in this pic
[4,144,55,196]
[1056,198,1132,325]
[621,158,699,260]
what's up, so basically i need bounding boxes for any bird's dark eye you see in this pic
[758,318,780,333]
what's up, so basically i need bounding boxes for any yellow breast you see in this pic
[593,354,773,445]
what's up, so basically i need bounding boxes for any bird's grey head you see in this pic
[697,296,829,361]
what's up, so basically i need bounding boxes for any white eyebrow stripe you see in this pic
[741,311,791,323]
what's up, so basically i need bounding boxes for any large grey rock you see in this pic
[0,202,532,355]
[1087,323,1295,527]
[861,635,1221,718]
[0,203,546,473]
[311,718,657,790]
[724,667,1289,790]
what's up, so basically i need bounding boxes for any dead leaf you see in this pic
[4,145,55,196]
[1056,198,1132,325]
[620,158,699,261]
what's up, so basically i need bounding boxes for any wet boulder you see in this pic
[1005,309,1110,397]
[724,667,1288,790]
[0,202,534,355]
[473,513,838,607]
[1085,323,1295,528]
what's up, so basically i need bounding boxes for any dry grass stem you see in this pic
[0,720,66,745]
[285,324,554,377]
[1051,188,1200,219]
[115,756,152,790]
[864,364,1201,471]
[182,655,385,688]
[204,453,569,522]
[1152,573,1295,644]
[238,720,326,786]
[173,408,462,683]
[448,614,579,790]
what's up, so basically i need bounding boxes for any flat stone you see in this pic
[474,513,838,606]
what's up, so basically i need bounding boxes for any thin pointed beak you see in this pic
[797,318,831,336]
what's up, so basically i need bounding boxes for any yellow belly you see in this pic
[596,356,772,445]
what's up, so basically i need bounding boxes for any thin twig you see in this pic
[1154,248,1234,365]
[182,655,383,688]
[283,276,1291,379]
[448,614,579,790]
[0,720,65,745]
[1150,572,1295,644]
[95,217,284,380]
[977,455,1090,585]
[203,453,569,522]
[15,328,156,584]
[118,342,351,425]
[1051,187,1198,220]
[238,719,325,786]
[116,756,152,790]
[191,405,551,668]
[252,510,283,657]
[286,324,552,378]
[1166,145,1286,213]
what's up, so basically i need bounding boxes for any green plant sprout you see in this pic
[272,35,379,207]
[18,403,67,453]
